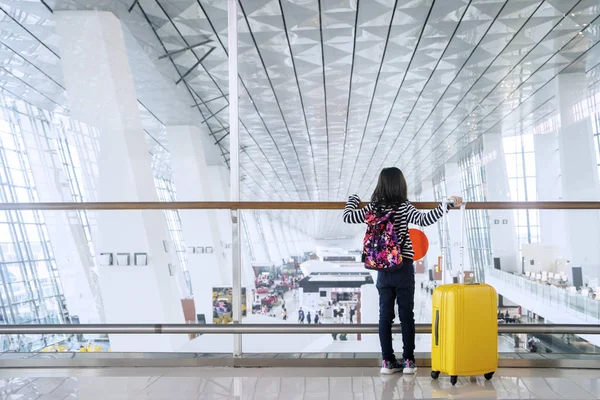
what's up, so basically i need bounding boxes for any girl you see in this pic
[343,167,461,375]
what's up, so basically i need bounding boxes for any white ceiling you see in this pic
[1,0,600,216]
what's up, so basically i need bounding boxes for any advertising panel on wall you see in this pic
[212,287,247,324]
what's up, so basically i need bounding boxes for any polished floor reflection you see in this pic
[0,367,599,399]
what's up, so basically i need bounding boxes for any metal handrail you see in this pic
[0,323,598,335]
[0,201,598,210]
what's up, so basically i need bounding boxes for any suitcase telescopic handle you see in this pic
[459,201,467,283]
[441,199,466,284]
[441,199,449,285]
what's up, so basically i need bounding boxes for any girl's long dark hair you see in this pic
[371,167,408,208]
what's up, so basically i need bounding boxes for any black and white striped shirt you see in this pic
[343,195,447,260]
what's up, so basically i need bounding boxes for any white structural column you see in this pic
[291,220,304,254]
[483,133,520,273]
[287,220,303,255]
[281,222,296,256]
[55,11,186,351]
[244,212,270,264]
[300,229,313,253]
[556,72,600,280]
[270,214,286,263]
[279,215,294,257]
[300,212,315,252]
[260,213,283,264]
[274,218,292,261]
[534,133,566,249]
[168,125,228,320]
[284,222,301,256]
[444,163,470,278]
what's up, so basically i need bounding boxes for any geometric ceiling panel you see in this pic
[2,0,600,238]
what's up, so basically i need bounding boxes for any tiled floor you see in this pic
[0,367,599,399]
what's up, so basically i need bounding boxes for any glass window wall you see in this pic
[0,90,188,349]
[459,147,492,281]
[0,94,69,351]
[503,134,540,246]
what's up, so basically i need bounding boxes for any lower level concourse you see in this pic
[181,272,521,354]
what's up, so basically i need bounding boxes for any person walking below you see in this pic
[298,307,305,324]
[350,307,356,324]
[314,312,320,324]
[282,308,287,321]
[343,167,461,375]
[307,311,312,324]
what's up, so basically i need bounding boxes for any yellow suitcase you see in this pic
[431,283,498,386]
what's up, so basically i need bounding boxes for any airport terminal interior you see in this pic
[1,0,600,398]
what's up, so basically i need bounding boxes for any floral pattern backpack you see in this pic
[362,209,402,270]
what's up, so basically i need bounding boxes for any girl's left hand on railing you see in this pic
[449,196,463,207]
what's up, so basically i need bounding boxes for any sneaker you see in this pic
[402,359,417,374]
[380,359,403,375]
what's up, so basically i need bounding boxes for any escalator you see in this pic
[528,334,600,354]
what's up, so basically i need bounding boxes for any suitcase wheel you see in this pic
[430,371,440,380]
[450,376,458,386]
[484,372,494,381]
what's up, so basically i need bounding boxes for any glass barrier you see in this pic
[236,208,600,357]
[0,207,596,359]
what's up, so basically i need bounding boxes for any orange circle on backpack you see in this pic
[409,228,429,261]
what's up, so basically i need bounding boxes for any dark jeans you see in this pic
[376,259,415,362]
